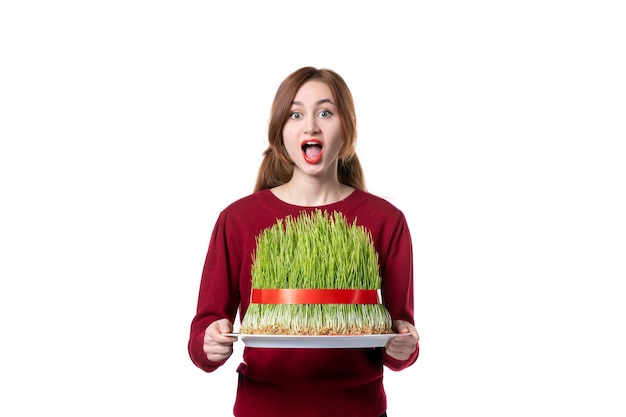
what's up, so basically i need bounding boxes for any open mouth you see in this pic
[301,139,323,164]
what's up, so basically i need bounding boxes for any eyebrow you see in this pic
[291,98,336,106]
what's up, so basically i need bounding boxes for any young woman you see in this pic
[188,67,419,417]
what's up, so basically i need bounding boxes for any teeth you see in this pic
[303,141,321,147]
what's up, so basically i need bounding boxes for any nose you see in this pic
[304,117,320,135]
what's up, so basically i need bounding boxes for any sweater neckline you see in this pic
[264,188,362,210]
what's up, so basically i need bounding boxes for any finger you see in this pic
[389,336,413,348]
[389,331,419,350]
[384,345,412,361]
[216,320,236,342]
[213,333,237,344]
[206,319,235,341]
[207,327,236,344]
[207,347,233,363]
[218,320,233,334]
[208,343,233,355]
[392,320,412,334]
[393,321,420,342]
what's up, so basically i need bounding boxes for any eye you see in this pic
[318,110,333,118]
[289,112,303,120]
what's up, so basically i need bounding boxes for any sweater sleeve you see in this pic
[380,211,419,371]
[188,211,240,372]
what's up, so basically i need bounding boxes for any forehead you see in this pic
[293,80,334,103]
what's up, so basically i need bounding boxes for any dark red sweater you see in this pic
[189,189,419,417]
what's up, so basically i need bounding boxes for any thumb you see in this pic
[219,319,233,334]
[393,320,410,333]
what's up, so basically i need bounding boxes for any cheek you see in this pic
[281,130,301,158]
[332,136,346,156]
[281,125,298,144]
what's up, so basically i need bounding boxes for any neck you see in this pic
[279,174,353,207]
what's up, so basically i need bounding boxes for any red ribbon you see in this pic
[251,289,380,305]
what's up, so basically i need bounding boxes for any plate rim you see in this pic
[224,333,410,338]
[222,332,409,348]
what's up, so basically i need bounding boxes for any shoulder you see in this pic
[350,189,405,217]
[216,189,290,233]
[222,189,274,213]
[341,189,410,234]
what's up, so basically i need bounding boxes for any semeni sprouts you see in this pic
[241,210,392,335]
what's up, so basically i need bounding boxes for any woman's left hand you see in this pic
[385,320,419,361]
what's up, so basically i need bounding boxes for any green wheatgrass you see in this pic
[241,210,392,335]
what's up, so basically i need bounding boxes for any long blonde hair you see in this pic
[254,67,366,192]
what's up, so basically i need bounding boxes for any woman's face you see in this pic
[282,80,344,180]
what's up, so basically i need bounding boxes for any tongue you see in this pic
[305,145,322,158]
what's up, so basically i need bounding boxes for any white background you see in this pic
[1,1,625,416]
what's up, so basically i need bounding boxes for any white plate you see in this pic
[224,333,410,348]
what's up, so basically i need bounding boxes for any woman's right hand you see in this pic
[203,318,236,363]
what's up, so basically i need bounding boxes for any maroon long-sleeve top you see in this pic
[189,189,419,417]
